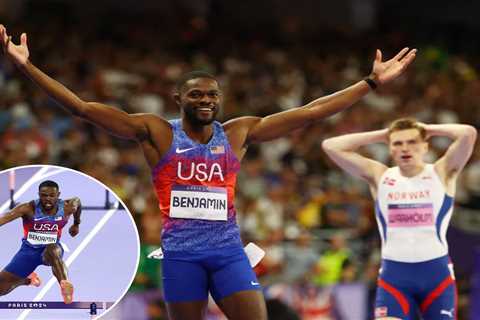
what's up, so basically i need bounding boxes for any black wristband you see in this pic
[364,77,378,90]
[74,220,81,226]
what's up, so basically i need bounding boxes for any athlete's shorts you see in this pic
[4,242,64,278]
[162,244,261,303]
[375,255,456,319]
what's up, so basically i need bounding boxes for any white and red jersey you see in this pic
[375,164,454,262]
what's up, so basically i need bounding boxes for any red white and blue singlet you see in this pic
[3,199,68,278]
[22,199,69,248]
[152,120,242,252]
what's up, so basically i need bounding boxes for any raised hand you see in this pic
[0,25,29,66]
[371,47,417,86]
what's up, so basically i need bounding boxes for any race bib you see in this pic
[388,203,434,227]
[27,232,58,245]
[170,185,228,221]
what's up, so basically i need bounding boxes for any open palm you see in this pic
[0,25,29,66]
[372,47,417,85]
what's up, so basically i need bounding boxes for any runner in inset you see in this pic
[0,25,416,319]
[322,118,477,319]
[0,180,82,304]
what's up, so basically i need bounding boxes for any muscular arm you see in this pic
[322,130,388,186]
[241,48,416,144]
[65,197,82,225]
[65,197,82,237]
[244,81,371,144]
[19,61,150,140]
[0,203,33,227]
[430,124,477,179]
[0,25,153,141]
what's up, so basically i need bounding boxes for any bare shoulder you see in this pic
[222,116,262,156]
[132,113,173,140]
[19,201,35,216]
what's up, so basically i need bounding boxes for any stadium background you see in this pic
[1,0,480,319]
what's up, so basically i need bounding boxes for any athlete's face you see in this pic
[389,129,428,170]
[38,186,60,211]
[175,78,221,126]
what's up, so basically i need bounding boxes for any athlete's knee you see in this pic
[0,286,8,295]
[0,275,14,295]
[43,244,61,262]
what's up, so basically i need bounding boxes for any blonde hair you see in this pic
[388,118,426,140]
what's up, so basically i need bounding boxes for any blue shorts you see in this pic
[375,255,456,319]
[3,241,64,278]
[162,244,261,303]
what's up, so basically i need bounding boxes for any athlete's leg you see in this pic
[42,243,73,304]
[209,246,267,320]
[0,270,31,295]
[1,244,43,295]
[166,301,208,320]
[42,244,67,281]
[375,278,417,319]
[162,255,209,320]
[420,272,456,319]
[216,290,267,320]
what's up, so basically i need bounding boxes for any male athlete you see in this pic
[322,119,477,319]
[0,25,416,319]
[0,180,82,304]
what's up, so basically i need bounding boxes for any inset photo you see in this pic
[0,165,140,320]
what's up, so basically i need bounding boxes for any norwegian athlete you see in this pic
[322,119,477,319]
[0,180,82,304]
[0,25,416,319]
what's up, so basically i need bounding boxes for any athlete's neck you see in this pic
[182,119,214,144]
[398,163,425,177]
[41,203,59,216]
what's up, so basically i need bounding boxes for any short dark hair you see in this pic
[175,71,217,93]
[388,118,426,140]
[39,180,59,191]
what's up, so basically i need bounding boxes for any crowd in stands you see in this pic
[1,11,480,319]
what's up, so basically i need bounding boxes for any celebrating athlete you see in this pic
[0,24,415,319]
[0,180,82,304]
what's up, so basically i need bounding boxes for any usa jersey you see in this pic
[152,119,242,252]
[375,164,454,262]
[22,199,68,248]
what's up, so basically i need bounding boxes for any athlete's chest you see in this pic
[171,140,238,184]
[379,174,441,203]
[378,173,446,228]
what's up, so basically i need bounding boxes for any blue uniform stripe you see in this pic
[436,194,453,244]
[375,200,387,242]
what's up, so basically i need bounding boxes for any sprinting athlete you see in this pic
[0,24,416,320]
[0,180,82,304]
[322,118,477,319]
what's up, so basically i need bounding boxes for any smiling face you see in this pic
[38,186,60,213]
[389,128,428,172]
[175,77,221,126]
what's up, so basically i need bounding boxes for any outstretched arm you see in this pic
[0,203,33,227]
[0,25,151,141]
[242,48,417,144]
[429,124,477,179]
[65,198,82,237]
[322,129,389,187]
